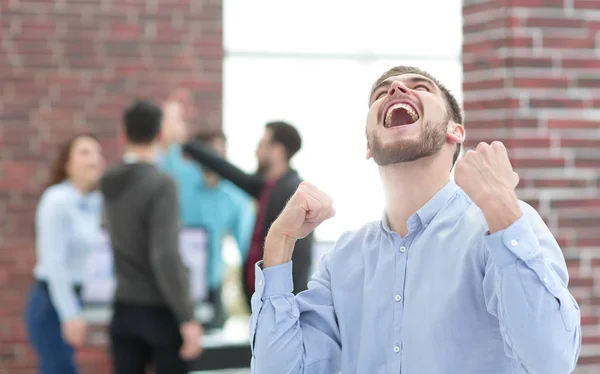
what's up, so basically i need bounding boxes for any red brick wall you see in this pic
[0,1,223,373]
[463,0,600,372]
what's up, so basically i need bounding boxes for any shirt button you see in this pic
[395,295,402,302]
[258,279,263,286]
[393,345,400,353]
[543,277,549,284]
[510,239,518,247]
[399,246,406,253]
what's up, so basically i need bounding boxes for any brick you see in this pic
[463,1,501,17]
[548,120,600,129]
[463,19,506,34]
[512,156,566,168]
[109,23,142,41]
[575,159,600,168]
[512,77,570,89]
[574,0,600,10]
[511,56,555,68]
[569,276,596,287]
[544,36,596,49]
[463,56,505,72]
[464,98,520,111]
[529,98,586,109]
[561,59,600,69]
[507,137,552,148]
[513,0,565,6]
[576,78,600,88]
[524,16,586,29]
[463,78,506,91]
[533,179,590,188]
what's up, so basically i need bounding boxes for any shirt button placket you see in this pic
[395,242,407,370]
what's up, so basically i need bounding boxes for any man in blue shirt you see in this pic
[250,66,581,373]
[160,99,255,329]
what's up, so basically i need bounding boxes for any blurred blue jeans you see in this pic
[24,281,81,374]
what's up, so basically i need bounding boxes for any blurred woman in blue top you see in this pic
[24,134,105,374]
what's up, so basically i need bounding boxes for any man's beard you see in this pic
[257,159,270,175]
[367,119,448,166]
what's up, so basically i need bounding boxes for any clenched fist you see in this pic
[264,182,335,268]
[454,141,522,233]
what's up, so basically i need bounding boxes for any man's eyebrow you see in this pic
[407,76,437,88]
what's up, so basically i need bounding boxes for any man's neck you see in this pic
[264,161,289,181]
[380,153,452,236]
[124,144,157,163]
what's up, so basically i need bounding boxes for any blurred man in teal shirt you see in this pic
[159,96,255,329]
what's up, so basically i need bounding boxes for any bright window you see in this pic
[223,0,463,241]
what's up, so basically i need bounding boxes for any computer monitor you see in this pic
[82,227,209,305]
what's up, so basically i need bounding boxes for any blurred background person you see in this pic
[100,99,202,374]
[24,134,105,374]
[184,118,312,308]
[159,94,255,330]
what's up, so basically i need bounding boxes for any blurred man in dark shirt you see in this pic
[100,99,203,374]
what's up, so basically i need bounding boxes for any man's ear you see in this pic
[447,121,465,145]
[273,143,287,161]
[366,142,373,160]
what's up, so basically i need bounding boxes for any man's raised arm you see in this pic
[251,182,341,373]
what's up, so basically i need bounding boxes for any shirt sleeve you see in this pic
[183,141,263,199]
[482,201,581,374]
[148,177,195,323]
[35,190,81,321]
[250,252,342,374]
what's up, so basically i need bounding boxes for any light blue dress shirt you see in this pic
[33,181,103,321]
[250,180,581,374]
[159,144,255,290]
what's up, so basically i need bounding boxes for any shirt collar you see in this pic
[61,180,99,209]
[123,152,138,164]
[381,179,459,233]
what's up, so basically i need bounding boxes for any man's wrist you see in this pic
[263,228,297,268]
[478,189,523,234]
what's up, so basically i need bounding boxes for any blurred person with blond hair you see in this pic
[24,134,105,374]
[249,66,581,374]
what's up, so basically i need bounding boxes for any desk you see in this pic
[82,227,209,305]
[82,240,335,371]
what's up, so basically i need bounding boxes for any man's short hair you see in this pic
[195,130,226,144]
[371,66,464,165]
[266,121,302,161]
[123,99,163,145]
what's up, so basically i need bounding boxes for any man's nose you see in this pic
[388,81,409,96]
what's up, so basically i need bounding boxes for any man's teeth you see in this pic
[385,103,419,127]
